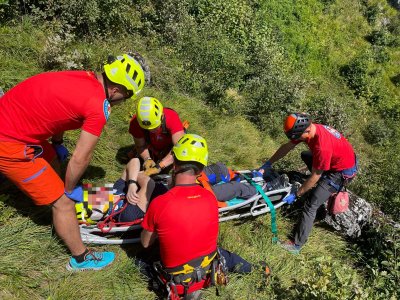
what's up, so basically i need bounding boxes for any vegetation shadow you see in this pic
[390,73,400,87]
[121,241,165,298]
[0,180,52,226]
[0,164,106,227]
[82,165,106,180]
[387,0,400,10]
[115,144,134,165]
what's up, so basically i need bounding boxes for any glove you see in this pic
[251,170,264,178]
[283,193,297,205]
[259,161,272,173]
[232,174,243,182]
[65,186,83,202]
[53,144,69,163]
[144,165,162,176]
[143,158,156,170]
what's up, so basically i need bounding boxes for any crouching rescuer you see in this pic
[258,113,358,254]
[137,133,271,299]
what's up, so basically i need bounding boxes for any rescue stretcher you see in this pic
[79,171,293,244]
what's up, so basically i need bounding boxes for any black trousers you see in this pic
[294,151,344,246]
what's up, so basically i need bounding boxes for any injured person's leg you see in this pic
[211,181,257,202]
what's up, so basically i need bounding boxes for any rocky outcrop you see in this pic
[389,0,400,10]
[287,171,399,239]
[323,191,373,238]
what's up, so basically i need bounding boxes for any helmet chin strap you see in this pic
[102,73,129,104]
[102,73,110,101]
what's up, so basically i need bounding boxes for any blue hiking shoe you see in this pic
[279,240,301,255]
[66,250,115,271]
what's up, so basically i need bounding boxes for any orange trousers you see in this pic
[0,141,64,205]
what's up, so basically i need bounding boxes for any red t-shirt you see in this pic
[293,124,355,171]
[142,185,219,268]
[0,71,109,144]
[129,108,183,152]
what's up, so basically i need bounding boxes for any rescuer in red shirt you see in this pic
[0,53,149,270]
[129,97,185,176]
[139,134,267,298]
[258,113,358,254]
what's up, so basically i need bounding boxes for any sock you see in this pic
[73,248,90,263]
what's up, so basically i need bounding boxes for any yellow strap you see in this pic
[169,252,217,275]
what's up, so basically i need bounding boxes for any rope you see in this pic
[97,196,143,233]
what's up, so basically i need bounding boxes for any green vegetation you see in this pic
[0,0,399,299]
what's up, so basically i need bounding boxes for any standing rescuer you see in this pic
[0,53,148,270]
[258,113,357,254]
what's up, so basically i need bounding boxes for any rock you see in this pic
[389,0,400,10]
[286,171,399,239]
[323,191,373,238]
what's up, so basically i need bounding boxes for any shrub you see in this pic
[288,257,370,299]
[340,54,372,99]
[1,0,142,37]
[390,73,400,87]
[366,28,393,47]
[243,31,306,132]
[361,117,393,146]
[177,25,249,105]
[194,0,255,46]
[304,95,352,134]
[351,222,400,299]
[372,46,390,63]
[363,2,381,25]
[39,28,92,71]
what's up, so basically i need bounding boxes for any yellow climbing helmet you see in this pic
[172,133,208,166]
[75,202,98,225]
[136,97,164,130]
[75,200,112,225]
[104,53,145,97]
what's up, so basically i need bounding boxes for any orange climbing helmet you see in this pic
[284,113,312,140]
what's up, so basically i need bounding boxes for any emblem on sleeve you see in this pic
[323,125,341,139]
[103,99,111,121]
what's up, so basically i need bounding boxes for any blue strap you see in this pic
[242,174,278,243]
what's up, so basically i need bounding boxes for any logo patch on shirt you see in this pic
[323,125,341,139]
[103,99,111,121]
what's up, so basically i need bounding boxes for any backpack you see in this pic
[328,190,349,215]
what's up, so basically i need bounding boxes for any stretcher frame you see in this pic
[79,171,292,244]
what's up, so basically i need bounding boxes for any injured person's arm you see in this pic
[116,158,155,212]
[125,158,141,204]
[121,158,155,212]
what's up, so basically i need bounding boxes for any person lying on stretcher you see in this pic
[75,158,167,225]
[76,160,288,223]
[198,162,289,207]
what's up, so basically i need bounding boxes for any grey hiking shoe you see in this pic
[265,174,290,191]
[278,240,301,255]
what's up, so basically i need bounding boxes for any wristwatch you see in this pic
[51,138,64,145]
[128,179,138,186]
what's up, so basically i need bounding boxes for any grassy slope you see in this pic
[0,77,359,300]
[1,0,398,298]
